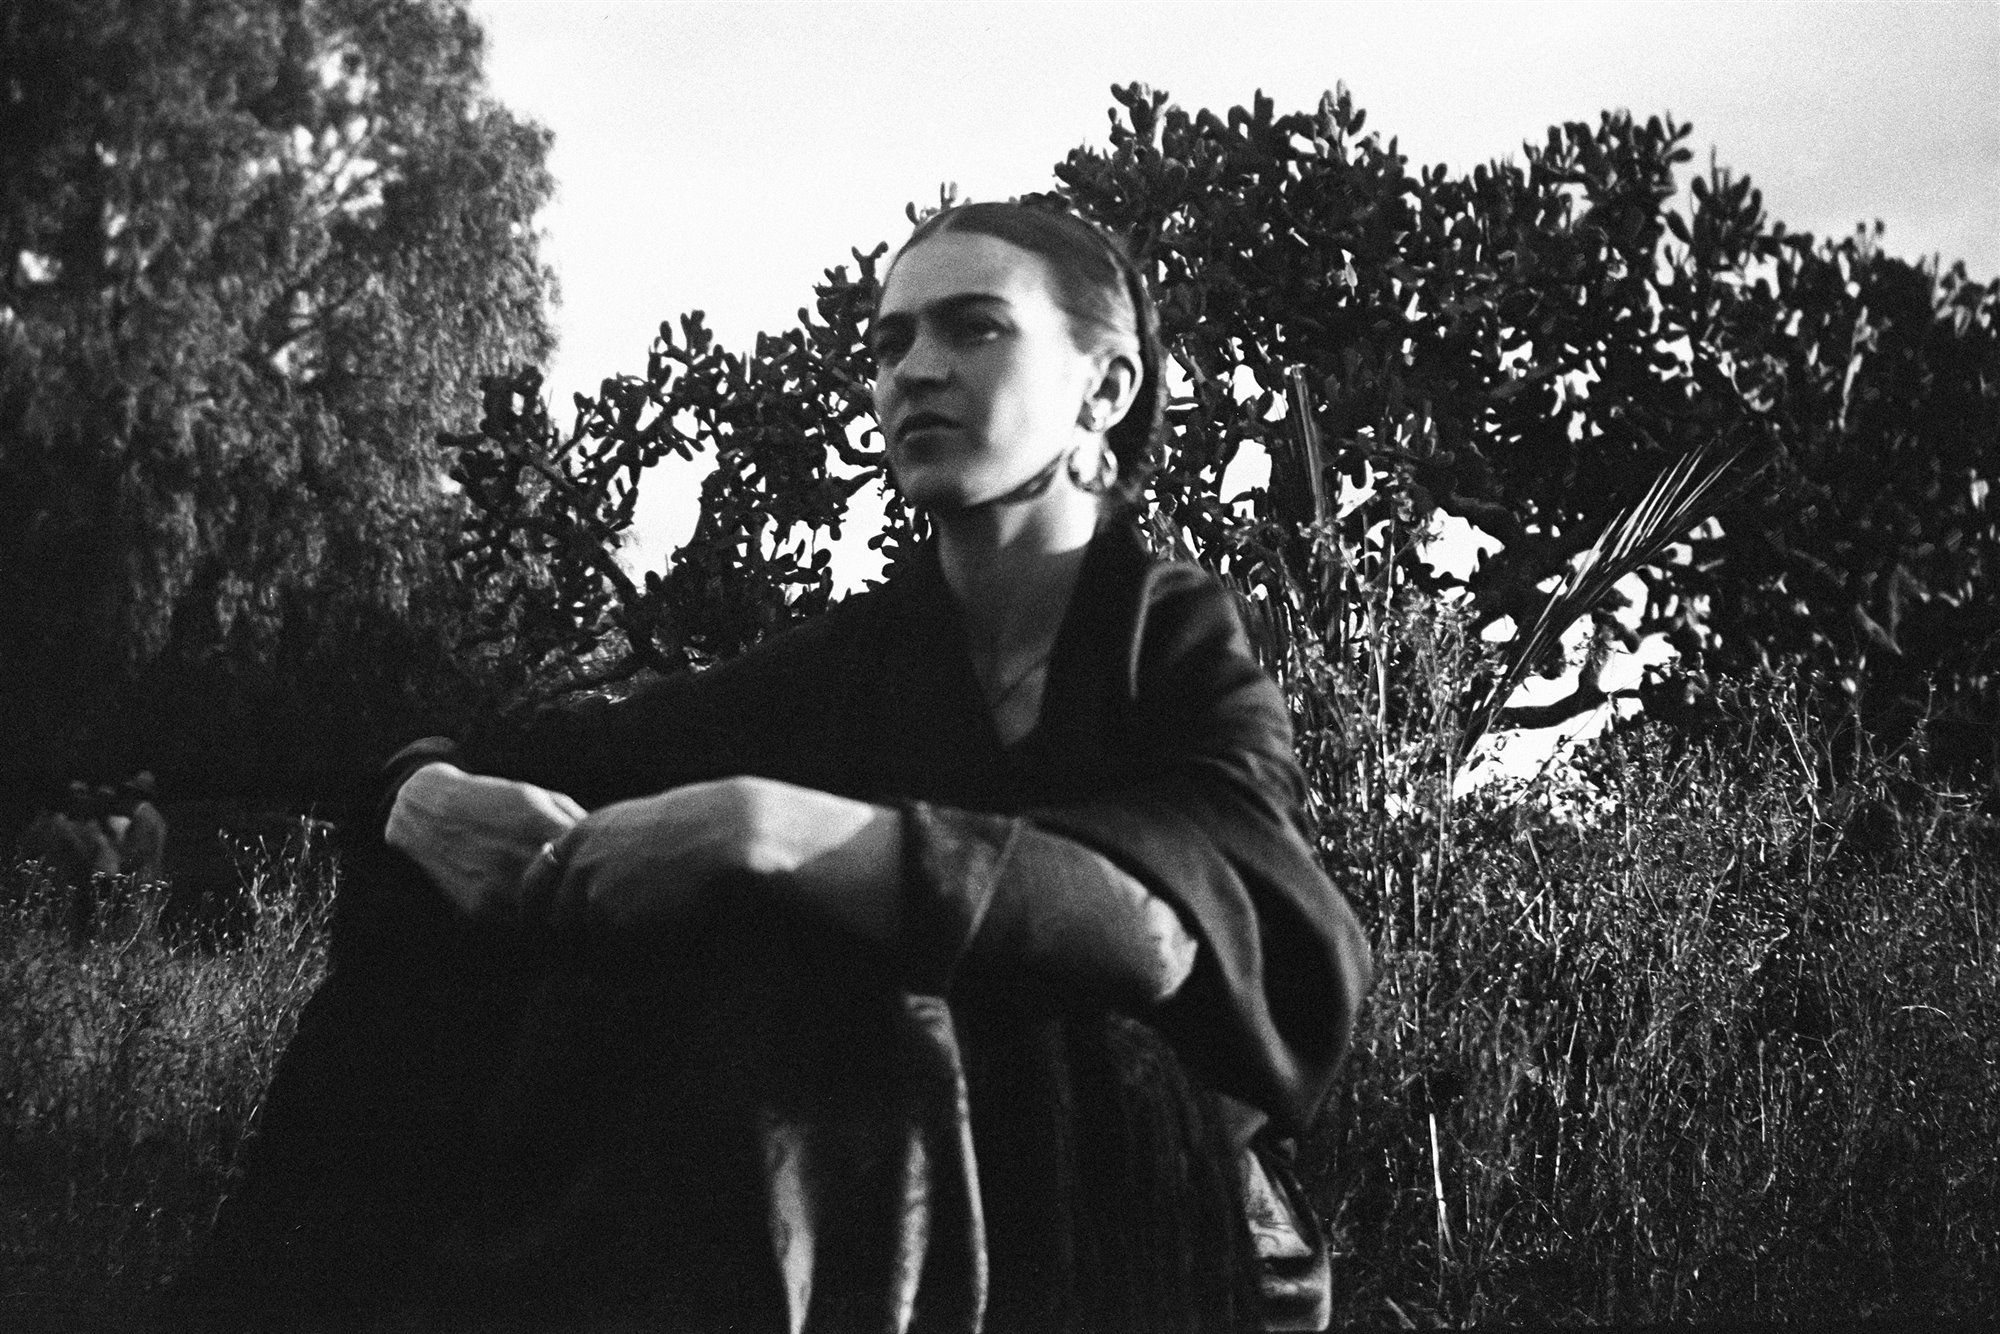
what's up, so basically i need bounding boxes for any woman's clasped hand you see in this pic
[383,761,583,918]
[535,776,904,940]
[389,761,907,942]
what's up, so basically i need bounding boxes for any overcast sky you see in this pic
[468,0,1998,570]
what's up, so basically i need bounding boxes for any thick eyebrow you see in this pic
[871,292,1013,337]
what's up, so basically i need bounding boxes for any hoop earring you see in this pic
[1066,443,1119,495]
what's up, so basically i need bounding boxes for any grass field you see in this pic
[1,829,334,1327]
[4,685,1996,1327]
[1310,717,2000,1327]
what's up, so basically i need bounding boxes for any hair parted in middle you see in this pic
[882,198,1165,508]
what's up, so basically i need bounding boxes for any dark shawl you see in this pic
[171,523,1369,1333]
[443,523,1365,1133]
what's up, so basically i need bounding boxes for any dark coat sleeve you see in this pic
[453,605,874,810]
[1015,562,1372,1137]
[336,605,875,975]
[369,591,884,820]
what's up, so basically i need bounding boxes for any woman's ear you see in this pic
[1080,345,1142,434]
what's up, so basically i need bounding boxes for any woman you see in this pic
[167,203,1371,1333]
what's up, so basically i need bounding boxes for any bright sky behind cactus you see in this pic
[469,0,1998,771]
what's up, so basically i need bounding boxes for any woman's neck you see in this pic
[933,489,1101,659]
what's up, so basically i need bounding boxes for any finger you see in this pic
[518,838,563,910]
[534,824,597,940]
[524,785,586,831]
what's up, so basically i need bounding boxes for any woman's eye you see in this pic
[868,328,911,363]
[867,310,1004,365]
[950,316,1004,344]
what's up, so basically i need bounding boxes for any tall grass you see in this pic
[0,828,333,1321]
[1289,589,2000,1327]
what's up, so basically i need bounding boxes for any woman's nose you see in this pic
[893,329,950,387]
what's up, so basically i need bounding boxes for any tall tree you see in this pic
[0,0,555,809]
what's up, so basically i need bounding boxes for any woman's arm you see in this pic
[538,776,1197,1006]
[1015,561,1374,1136]
[376,759,1196,1005]
[534,778,902,941]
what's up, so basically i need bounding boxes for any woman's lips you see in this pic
[892,414,960,452]
[895,412,958,444]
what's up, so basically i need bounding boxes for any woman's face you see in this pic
[871,232,1106,513]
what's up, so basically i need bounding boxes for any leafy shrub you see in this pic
[447,83,1998,779]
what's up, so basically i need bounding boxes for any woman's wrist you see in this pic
[900,802,1199,1005]
[737,778,905,942]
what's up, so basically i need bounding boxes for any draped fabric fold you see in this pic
[754,990,986,1334]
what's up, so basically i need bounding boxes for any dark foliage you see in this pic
[446,84,1998,788]
[0,0,556,819]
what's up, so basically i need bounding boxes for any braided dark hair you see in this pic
[887,201,1165,508]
